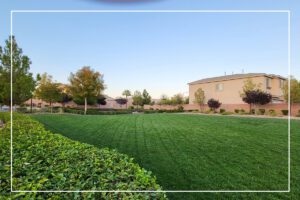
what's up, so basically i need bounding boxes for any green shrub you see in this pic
[234,109,239,114]
[281,109,289,116]
[297,110,300,117]
[250,109,255,114]
[240,109,245,113]
[220,109,225,113]
[177,105,184,112]
[268,109,277,116]
[257,109,265,115]
[0,113,167,199]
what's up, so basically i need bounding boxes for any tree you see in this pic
[35,73,61,113]
[57,84,72,108]
[184,97,189,104]
[122,90,131,108]
[142,89,152,106]
[158,94,170,105]
[240,78,261,98]
[115,98,128,108]
[283,77,300,104]
[207,98,221,112]
[194,88,205,111]
[69,66,105,115]
[132,90,143,109]
[242,90,272,112]
[97,95,106,108]
[0,36,35,107]
[170,94,184,105]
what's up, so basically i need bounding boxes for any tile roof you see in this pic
[188,73,286,85]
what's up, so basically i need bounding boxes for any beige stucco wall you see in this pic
[189,76,285,104]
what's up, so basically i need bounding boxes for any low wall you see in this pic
[144,103,300,116]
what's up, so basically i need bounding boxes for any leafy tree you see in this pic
[283,77,300,104]
[170,94,184,105]
[242,90,272,112]
[240,78,261,98]
[69,66,105,115]
[142,89,151,106]
[184,97,189,104]
[57,85,72,107]
[132,91,143,108]
[0,36,35,107]
[158,94,170,105]
[73,96,97,106]
[115,98,128,108]
[194,88,205,111]
[122,90,131,108]
[35,73,61,113]
[207,98,221,111]
[97,95,106,108]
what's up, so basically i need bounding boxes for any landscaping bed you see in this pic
[0,113,167,199]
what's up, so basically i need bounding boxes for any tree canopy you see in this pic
[283,77,300,104]
[0,36,35,106]
[142,89,151,105]
[35,73,61,112]
[194,88,205,111]
[69,66,105,114]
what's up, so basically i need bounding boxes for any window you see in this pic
[279,79,284,88]
[216,83,223,91]
[266,78,272,89]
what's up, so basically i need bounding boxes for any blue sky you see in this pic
[0,0,299,98]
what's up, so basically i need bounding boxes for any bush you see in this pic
[240,109,245,113]
[296,110,300,117]
[234,109,239,114]
[268,109,277,116]
[0,113,167,199]
[220,109,225,113]
[207,99,221,111]
[257,109,266,115]
[250,109,255,114]
[177,105,184,112]
[281,109,289,116]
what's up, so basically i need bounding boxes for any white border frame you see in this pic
[10,10,291,193]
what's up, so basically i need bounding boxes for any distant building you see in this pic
[188,73,286,104]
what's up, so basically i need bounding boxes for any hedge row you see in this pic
[63,108,132,115]
[0,113,167,199]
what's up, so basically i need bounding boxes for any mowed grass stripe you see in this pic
[32,114,296,192]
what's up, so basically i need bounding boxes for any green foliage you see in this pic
[234,109,239,114]
[69,66,105,114]
[281,109,289,116]
[0,113,167,199]
[132,90,143,108]
[122,90,131,98]
[31,113,300,200]
[283,77,300,103]
[0,36,36,106]
[240,78,262,98]
[63,108,131,115]
[194,88,205,111]
[220,109,225,113]
[35,73,62,111]
[257,109,266,115]
[73,96,97,105]
[268,109,277,116]
[142,89,152,105]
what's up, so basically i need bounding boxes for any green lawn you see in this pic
[32,113,300,200]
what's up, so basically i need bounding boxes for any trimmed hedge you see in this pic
[0,113,167,199]
[63,108,132,115]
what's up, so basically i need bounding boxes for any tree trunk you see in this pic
[84,97,87,115]
[50,101,53,113]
